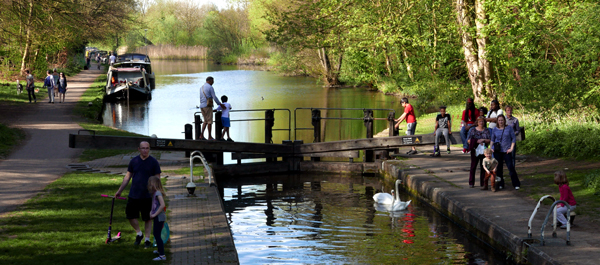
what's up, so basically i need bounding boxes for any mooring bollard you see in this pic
[184,124,193,157]
[311,109,321,162]
[364,109,374,162]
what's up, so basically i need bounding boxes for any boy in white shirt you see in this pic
[216,95,233,142]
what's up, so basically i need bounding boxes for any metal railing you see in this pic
[229,108,292,141]
[540,200,572,246]
[528,195,557,239]
[293,107,396,141]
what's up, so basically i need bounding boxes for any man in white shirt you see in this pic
[109,52,116,66]
[199,76,224,140]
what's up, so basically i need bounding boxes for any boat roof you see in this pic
[116,53,151,63]
[113,67,143,72]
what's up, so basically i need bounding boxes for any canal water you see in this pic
[103,60,508,264]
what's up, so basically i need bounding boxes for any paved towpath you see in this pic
[0,64,104,215]
[388,146,600,265]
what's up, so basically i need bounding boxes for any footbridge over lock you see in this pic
[69,107,525,177]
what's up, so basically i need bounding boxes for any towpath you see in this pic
[0,64,103,214]
[387,146,600,265]
[0,62,239,264]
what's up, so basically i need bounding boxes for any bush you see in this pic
[519,120,600,160]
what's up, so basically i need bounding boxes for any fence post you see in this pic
[194,113,202,140]
[311,109,321,162]
[363,109,374,162]
[388,111,399,155]
[265,110,275,162]
[184,124,193,157]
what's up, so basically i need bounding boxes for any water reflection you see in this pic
[219,174,505,265]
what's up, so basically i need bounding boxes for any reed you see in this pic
[135,44,208,60]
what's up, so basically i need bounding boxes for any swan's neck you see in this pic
[395,180,400,201]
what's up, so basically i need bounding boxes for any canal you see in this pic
[103,60,508,264]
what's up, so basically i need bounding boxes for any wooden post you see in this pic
[364,109,374,162]
[265,110,275,162]
[388,111,399,155]
[311,109,321,161]
[194,113,202,140]
[184,124,193,157]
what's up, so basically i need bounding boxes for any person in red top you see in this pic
[394,98,418,155]
[460,98,480,153]
[554,171,576,229]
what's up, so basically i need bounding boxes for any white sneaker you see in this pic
[153,255,166,261]
[515,187,520,190]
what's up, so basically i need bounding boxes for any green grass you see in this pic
[413,104,464,135]
[0,81,45,103]
[521,170,600,220]
[0,172,169,265]
[73,75,148,162]
[0,123,25,159]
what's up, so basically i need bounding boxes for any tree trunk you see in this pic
[475,0,492,99]
[20,0,34,74]
[402,50,414,81]
[318,47,341,87]
[456,0,484,102]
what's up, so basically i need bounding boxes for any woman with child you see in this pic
[491,114,521,190]
[466,116,491,188]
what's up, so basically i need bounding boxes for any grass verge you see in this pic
[0,172,169,265]
[73,74,147,162]
[0,124,26,159]
[520,169,600,221]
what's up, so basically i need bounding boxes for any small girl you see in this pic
[481,148,498,192]
[554,171,576,229]
[148,176,167,261]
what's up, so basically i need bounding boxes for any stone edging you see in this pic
[381,161,561,265]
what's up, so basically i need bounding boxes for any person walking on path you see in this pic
[109,52,116,66]
[148,176,167,261]
[115,141,162,248]
[44,70,55,103]
[491,114,520,190]
[554,171,576,229]
[52,69,60,98]
[395,97,418,155]
[460,98,480,154]
[57,73,68,103]
[431,106,451,157]
[467,116,491,188]
[25,70,36,103]
[199,76,225,140]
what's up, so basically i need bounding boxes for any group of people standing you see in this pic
[461,98,521,191]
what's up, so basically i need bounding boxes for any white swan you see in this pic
[374,179,411,211]
[373,189,394,204]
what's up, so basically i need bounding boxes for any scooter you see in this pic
[101,194,127,244]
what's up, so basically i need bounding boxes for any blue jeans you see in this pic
[153,218,165,255]
[460,126,474,149]
[495,151,520,189]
